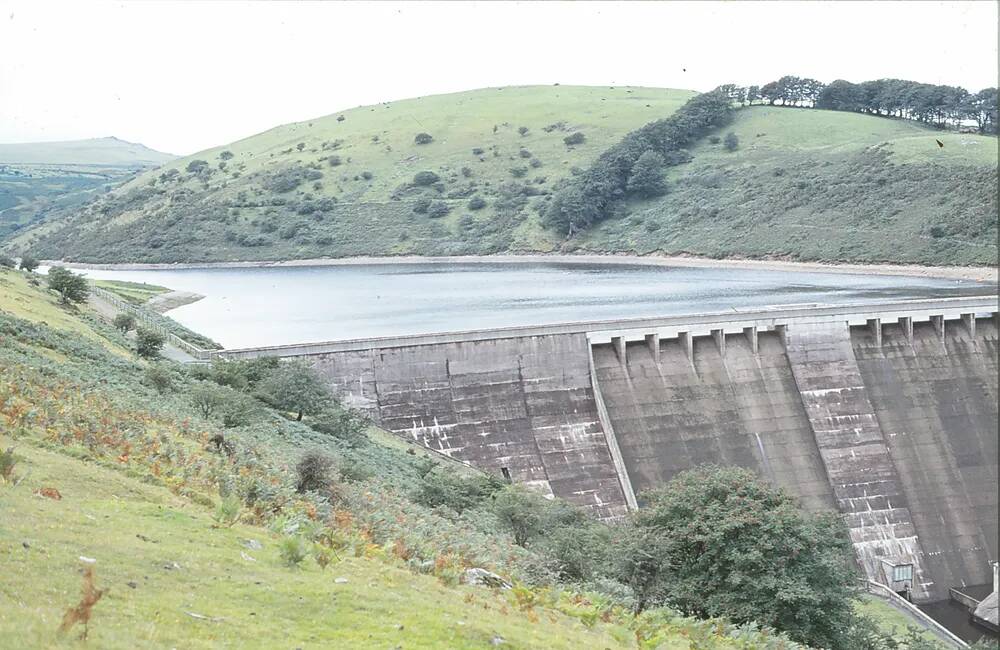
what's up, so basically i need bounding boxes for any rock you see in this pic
[21,541,29,549]
[334,577,349,584]
[127,581,137,589]
[490,635,506,646]
[79,556,96,564]
[163,561,181,570]
[242,539,263,551]
[461,568,511,590]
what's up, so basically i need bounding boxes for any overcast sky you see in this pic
[1,1,996,155]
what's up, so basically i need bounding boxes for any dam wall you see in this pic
[218,297,998,602]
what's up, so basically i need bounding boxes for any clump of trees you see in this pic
[723,76,997,133]
[19,257,39,272]
[545,88,733,235]
[625,151,667,198]
[47,266,89,304]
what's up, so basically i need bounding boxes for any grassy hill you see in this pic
[5,86,694,262]
[2,266,824,649]
[578,106,998,265]
[0,137,175,241]
[5,90,996,266]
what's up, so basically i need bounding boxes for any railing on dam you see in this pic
[211,295,998,360]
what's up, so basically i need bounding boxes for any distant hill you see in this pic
[7,87,997,266]
[0,136,174,240]
[0,136,174,168]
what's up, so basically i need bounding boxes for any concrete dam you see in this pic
[218,296,999,603]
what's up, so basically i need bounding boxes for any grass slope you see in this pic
[581,106,998,265]
[9,86,694,262]
[0,442,631,649]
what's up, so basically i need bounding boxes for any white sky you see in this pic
[1,1,997,156]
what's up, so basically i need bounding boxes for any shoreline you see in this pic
[46,253,998,283]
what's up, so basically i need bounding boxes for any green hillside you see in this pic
[6,91,996,266]
[0,137,175,241]
[6,86,694,262]
[579,106,998,265]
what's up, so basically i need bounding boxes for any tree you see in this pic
[135,327,165,359]
[185,159,209,173]
[256,361,329,421]
[626,150,667,198]
[46,266,89,304]
[491,485,546,547]
[723,132,740,151]
[19,257,39,272]
[191,382,225,419]
[633,466,857,650]
[112,313,136,334]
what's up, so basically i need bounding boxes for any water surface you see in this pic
[74,262,996,348]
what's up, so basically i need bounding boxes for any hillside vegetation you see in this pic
[3,266,829,649]
[6,85,997,266]
[0,137,174,241]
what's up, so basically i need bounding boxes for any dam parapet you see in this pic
[218,296,998,602]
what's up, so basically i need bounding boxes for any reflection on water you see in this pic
[70,262,996,349]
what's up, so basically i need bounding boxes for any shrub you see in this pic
[723,131,740,151]
[219,150,234,160]
[492,485,546,546]
[509,167,528,178]
[626,150,667,198]
[214,494,242,527]
[414,133,434,145]
[412,170,441,186]
[530,158,542,169]
[929,225,946,238]
[328,155,342,167]
[310,407,369,447]
[143,364,173,393]
[295,450,336,494]
[112,313,136,334]
[361,171,373,180]
[0,254,14,268]
[412,198,431,214]
[427,201,451,218]
[518,126,529,136]
[709,135,721,145]
[279,536,309,567]
[414,470,505,514]
[186,159,209,173]
[256,361,329,421]
[563,132,586,146]
[461,167,473,178]
[519,149,532,159]
[135,327,165,359]
[19,257,39,272]
[0,447,20,484]
[47,267,89,304]
[467,196,487,211]
[471,147,484,156]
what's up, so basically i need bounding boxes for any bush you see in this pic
[295,450,336,494]
[518,126,529,136]
[143,364,173,393]
[467,196,487,211]
[191,382,226,419]
[310,407,369,447]
[186,160,209,173]
[412,197,431,214]
[46,267,89,304]
[471,147,484,156]
[361,171,373,180]
[412,170,440,186]
[708,135,721,144]
[626,150,667,198]
[563,132,586,146]
[509,167,527,178]
[256,361,329,421]
[530,158,542,169]
[723,131,740,151]
[461,166,473,178]
[491,485,546,547]
[135,327,165,359]
[427,201,451,218]
[414,470,505,514]
[0,254,14,268]
[328,155,342,167]
[112,313,136,334]
[214,494,242,527]
[219,150,234,160]
[414,133,434,145]
[0,447,21,484]
[19,257,39,272]
[279,536,309,567]
[519,149,532,159]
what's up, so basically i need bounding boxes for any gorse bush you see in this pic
[135,327,165,358]
[295,450,336,494]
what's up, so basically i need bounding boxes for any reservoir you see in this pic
[72,261,996,349]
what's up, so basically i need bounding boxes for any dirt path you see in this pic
[86,292,197,363]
